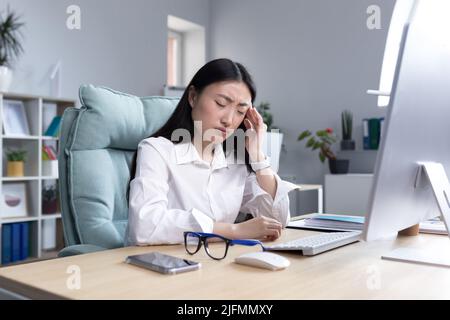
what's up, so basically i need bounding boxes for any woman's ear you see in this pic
[188,85,197,109]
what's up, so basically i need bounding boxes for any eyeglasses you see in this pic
[183,231,265,260]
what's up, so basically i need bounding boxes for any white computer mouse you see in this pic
[234,251,290,271]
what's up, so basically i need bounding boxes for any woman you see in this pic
[126,58,297,245]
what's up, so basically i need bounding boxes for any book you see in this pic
[288,213,365,232]
[1,224,12,264]
[11,223,21,262]
[368,118,381,149]
[363,119,370,150]
[42,147,50,160]
[44,116,61,137]
[43,145,57,160]
[20,222,29,260]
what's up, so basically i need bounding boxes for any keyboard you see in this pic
[264,231,362,256]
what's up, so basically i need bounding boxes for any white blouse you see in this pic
[126,136,298,245]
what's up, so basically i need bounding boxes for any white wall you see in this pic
[183,29,206,86]
[0,0,211,102]
[210,0,395,213]
[1,0,396,214]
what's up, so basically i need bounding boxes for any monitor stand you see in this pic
[381,162,450,268]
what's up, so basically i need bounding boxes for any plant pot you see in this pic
[340,139,355,150]
[0,66,13,92]
[42,160,58,177]
[42,199,58,214]
[7,161,24,177]
[328,159,349,174]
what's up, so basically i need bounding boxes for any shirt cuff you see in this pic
[249,173,300,206]
[191,208,215,233]
[273,175,300,206]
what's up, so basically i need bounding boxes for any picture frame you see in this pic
[1,182,28,218]
[2,100,30,136]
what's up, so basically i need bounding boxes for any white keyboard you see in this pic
[264,231,362,256]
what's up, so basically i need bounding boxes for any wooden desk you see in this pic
[1,228,450,299]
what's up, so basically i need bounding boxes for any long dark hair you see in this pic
[127,58,257,200]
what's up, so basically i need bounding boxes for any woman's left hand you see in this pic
[243,106,267,162]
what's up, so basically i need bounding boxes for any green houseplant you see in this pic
[6,148,26,176]
[0,7,25,91]
[298,128,349,174]
[256,101,274,131]
[340,110,355,150]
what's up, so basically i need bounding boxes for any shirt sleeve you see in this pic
[127,140,214,245]
[239,171,300,227]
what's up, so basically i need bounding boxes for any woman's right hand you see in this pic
[233,216,282,241]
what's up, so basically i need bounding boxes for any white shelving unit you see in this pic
[0,92,75,265]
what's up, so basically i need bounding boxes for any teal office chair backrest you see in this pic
[58,85,179,256]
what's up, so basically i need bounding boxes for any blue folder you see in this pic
[20,222,29,260]
[1,224,12,264]
[44,116,62,137]
[11,223,21,262]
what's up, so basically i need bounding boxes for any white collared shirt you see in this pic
[126,136,298,245]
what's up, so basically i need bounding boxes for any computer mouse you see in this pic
[234,252,290,271]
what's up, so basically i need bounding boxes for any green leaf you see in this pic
[312,141,322,150]
[316,130,326,137]
[298,130,311,141]
[319,152,326,163]
[306,137,315,148]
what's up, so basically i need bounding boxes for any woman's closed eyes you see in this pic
[216,100,246,116]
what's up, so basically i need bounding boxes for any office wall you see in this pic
[1,0,395,215]
[0,0,210,101]
[210,0,395,214]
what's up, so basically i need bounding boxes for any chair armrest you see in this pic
[58,244,107,257]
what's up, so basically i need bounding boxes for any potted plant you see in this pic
[298,128,349,174]
[0,7,25,92]
[340,110,355,150]
[256,101,283,172]
[42,184,58,214]
[6,148,27,176]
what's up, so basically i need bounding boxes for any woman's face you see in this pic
[189,80,252,144]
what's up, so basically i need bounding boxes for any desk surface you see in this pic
[295,184,322,191]
[1,227,450,299]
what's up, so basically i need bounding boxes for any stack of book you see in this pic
[300,214,364,231]
[288,213,448,235]
[1,222,30,264]
[288,214,365,231]
[363,118,385,150]
[42,145,57,160]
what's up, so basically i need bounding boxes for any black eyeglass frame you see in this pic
[183,231,265,260]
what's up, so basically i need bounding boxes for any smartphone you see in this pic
[125,252,201,275]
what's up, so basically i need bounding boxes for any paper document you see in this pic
[419,217,447,235]
[288,213,365,232]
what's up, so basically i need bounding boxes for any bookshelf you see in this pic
[0,92,75,266]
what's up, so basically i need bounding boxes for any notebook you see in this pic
[419,217,447,235]
[289,214,448,235]
[288,214,364,232]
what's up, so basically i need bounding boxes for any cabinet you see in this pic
[324,174,373,216]
[0,92,75,265]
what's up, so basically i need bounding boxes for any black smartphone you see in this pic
[125,252,201,275]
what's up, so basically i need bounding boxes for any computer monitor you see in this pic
[362,0,450,266]
[367,0,416,107]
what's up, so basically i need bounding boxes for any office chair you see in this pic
[58,85,178,257]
